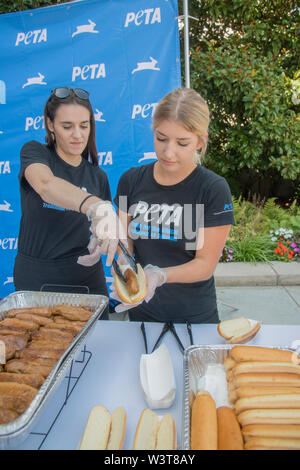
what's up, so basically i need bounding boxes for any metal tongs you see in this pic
[151,322,185,354]
[112,240,137,282]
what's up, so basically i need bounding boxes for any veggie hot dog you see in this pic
[114,263,146,304]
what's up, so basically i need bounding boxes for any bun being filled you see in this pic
[114,263,147,304]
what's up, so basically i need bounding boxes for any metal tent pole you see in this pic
[183,0,191,88]
[177,1,199,88]
[183,0,190,88]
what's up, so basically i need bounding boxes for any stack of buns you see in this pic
[225,345,300,450]
[133,409,176,450]
[190,345,300,450]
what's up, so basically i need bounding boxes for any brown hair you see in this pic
[43,91,98,165]
[152,88,210,163]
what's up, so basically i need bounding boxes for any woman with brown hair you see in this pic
[13,87,122,316]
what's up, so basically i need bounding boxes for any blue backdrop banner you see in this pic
[0,0,181,298]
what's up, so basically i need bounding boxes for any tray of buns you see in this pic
[0,290,108,449]
[182,344,300,450]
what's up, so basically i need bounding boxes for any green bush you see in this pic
[222,196,300,262]
[183,0,300,200]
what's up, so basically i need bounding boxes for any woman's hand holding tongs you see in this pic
[110,257,167,313]
[86,200,127,266]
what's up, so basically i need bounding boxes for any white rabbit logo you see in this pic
[94,109,105,122]
[132,56,160,74]
[0,200,13,212]
[72,20,99,37]
[4,276,13,285]
[138,152,157,163]
[22,73,47,88]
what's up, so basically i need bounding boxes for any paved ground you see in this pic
[109,261,300,325]
[216,261,300,325]
[217,285,300,325]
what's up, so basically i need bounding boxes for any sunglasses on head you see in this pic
[51,87,90,100]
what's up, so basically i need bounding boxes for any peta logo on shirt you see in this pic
[124,8,161,27]
[15,29,47,46]
[213,202,233,215]
[120,199,204,249]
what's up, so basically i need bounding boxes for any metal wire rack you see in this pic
[28,345,92,450]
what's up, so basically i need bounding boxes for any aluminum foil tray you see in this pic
[181,344,294,450]
[0,290,108,449]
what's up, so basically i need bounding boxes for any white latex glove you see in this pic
[143,264,167,302]
[109,264,167,313]
[77,236,101,267]
[86,200,127,266]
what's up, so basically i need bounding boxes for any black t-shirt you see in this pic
[114,163,235,323]
[18,140,111,259]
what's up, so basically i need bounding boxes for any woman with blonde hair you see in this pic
[111,88,234,323]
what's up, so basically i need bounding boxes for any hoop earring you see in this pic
[51,132,56,143]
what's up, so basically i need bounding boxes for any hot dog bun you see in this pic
[229,386,300,404]
[133,409,177,450]
[244,437,300,450]
[217,406,244,450]
[235,393,300,414]
[191,390,218,450]
[242,424,300,441]
[237,408,300,426]
[217,317,261,344]
[79,405,112,450]
[114,263,146,304]
[79,406,127,450]
[156,413,177,450]
[232,361,300,376]
[106,406,127,450]
[230,345,299,364]
[228,372,300,390]
[133,408,158,450]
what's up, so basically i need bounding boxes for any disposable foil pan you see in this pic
[0,290,108,449]
[181,344,295,450]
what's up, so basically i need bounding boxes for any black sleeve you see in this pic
[204,177,235,227]
[19,140,51,181]
[101,171,112,202]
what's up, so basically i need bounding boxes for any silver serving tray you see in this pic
[0,290,108,449]
[181,344,296,450]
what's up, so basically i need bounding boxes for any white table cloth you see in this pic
[12,320,300,450]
